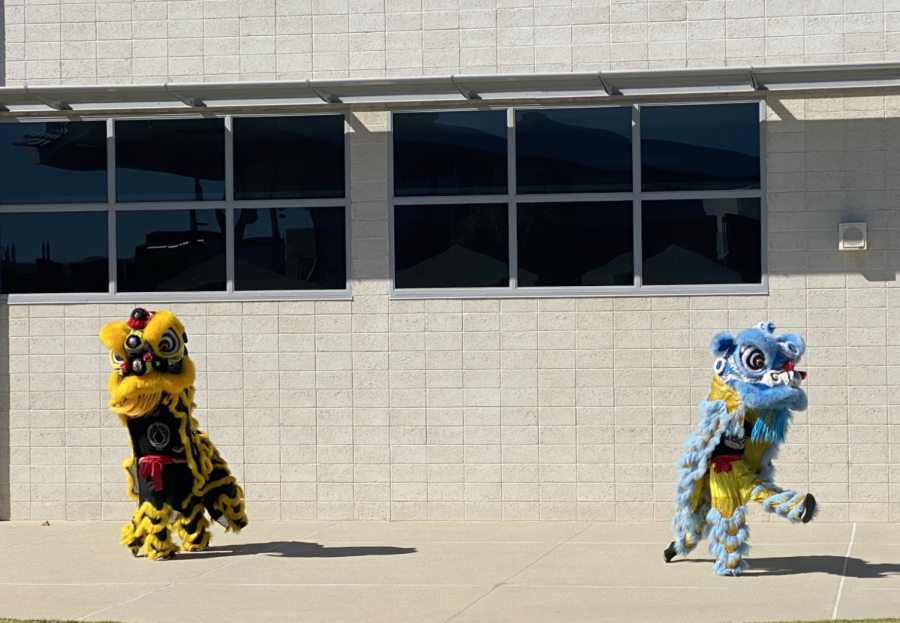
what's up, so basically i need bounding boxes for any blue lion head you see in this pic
[710,322,808,413]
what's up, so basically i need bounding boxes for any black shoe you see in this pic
[664,541,678,563]
[801,493,817,524]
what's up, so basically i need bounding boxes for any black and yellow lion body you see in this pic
[100,308,248,560]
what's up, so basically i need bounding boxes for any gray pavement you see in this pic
[0,520,897,623]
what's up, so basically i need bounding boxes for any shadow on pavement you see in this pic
[176,541,418,560]
[678,556,900,578]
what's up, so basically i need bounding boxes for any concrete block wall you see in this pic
[6,0,900,86]
[1,92,899,522]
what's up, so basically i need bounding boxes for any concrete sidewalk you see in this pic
[0,521,898,623]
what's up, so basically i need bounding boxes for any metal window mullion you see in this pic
[392,194,510,206]
[225,114,235,294]
[387,111,396,295]
[758,99,768,293]
[0,203,113,213]
[636,189,764,201]
[112,201,229,211]
[514,192,635,204]
[107,117,117,295]
[507,107,517,290]
[632,104,642,289]
[232,197,348,209]
[343,112,352,294]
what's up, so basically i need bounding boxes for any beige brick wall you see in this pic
[7,0,900,86]
[1,91,898,522]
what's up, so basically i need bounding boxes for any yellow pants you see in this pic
[689,458,805,520]
[710,459,768,519]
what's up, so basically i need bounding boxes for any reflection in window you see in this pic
[393,111,507,197]
[233,116,345,200]
[0,121,107,205]
[0,211,108,293]
[394,204,508,288]
[116,119,225,202]
[642,198,761,285]
[641,103,760,192]
[517,202,633,287]
[116,209,226,292]
[516,108,632,194]
[235,207,346,290]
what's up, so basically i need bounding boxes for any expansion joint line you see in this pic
[442,523,595,623]
[831,522,857,621]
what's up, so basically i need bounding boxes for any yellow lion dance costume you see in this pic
[100,308,248,560]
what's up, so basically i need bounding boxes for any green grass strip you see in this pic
[4,619,899,623]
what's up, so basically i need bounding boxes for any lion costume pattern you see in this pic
[100,308,248,560]
[666,322,817,576]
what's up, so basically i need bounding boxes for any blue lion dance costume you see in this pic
[664,322,817,576]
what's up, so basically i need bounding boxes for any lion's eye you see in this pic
[741,347,766,372]
[111,351,124,364]
[157,329,180,356]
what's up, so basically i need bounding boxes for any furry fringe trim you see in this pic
[709,541,749,564]
[671,504,711,558]
[211,488,249,533]
[123,502,181,560]
[750,408,791,444]
[706,506,747,531]
[673,398,745,511]
[122,457,139,502]
[144,531,180,560]
[706,506,750,576]
[713,560,748,576]
[181,526,211,552]
[760,490,807,523]
[175,514,211,551]
[110,391,163,418]
[121,521,141,554]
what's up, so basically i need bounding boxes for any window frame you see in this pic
[388,99,767,299]
[0,111,351,304]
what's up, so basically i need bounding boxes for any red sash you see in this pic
[138,455,174,491]
[711,455,742,474]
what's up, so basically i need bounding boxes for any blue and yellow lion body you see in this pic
[669,322,815,576]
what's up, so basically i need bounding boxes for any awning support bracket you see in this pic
[164,84,204,107]
[450,76,475,99]
[307,82,337,104]
[24,86,68,111]
[598,73,612,96]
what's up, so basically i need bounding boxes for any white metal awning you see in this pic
[2,61,900,113]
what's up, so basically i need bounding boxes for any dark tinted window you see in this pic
[0,122,107,205]
[393,111,507,196]
[641,104,760,192]
[517,202,633,287]
[0,211,108,293]
[516,108,632,194]
[394,204,508,288]
[116,119,225,202]
[233,116,345,200]
[642,198,761,285]
[235,207,346,290]
[117,209,226,292]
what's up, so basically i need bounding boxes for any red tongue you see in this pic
[783,361,806,380]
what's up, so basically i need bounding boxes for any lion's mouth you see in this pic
[764,369,807,388]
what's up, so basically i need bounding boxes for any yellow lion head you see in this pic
[99,308,195,414]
